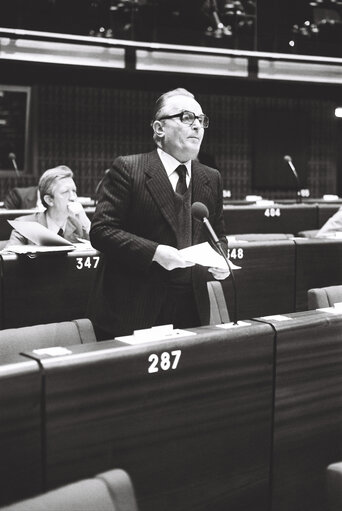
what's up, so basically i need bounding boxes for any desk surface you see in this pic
[223,204,317,234]
[221,239,296,320]
[0,249,98,329]
[260,310,342,511]
[0,359,43,506]
[26,322,274,511]
[294,238,342,311]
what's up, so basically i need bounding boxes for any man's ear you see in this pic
[44,194,54,207]
[152,120,165,138]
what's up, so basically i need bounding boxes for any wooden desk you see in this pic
[220,239,296,321]
[26,322,274,511]
[260,310,342,511]
[294,239,342,311]
[0,249,99,329]
[0,358,43,506]
[223,204,317,235]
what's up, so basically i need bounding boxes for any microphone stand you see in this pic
[203,217,238,325]
[216,240,239,326]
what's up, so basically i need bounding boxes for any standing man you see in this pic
[89,88,228,340]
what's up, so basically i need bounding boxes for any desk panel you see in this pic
[220,240,296,321]
[0,249,99,329]
[29,323,274,511]
[0,358,42,506]
[223,204,317,235]
[262,311,342,511]
[294,239,342,311]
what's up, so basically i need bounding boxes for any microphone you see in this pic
[283,154,302,203]
[8,152,20,177]
[191,201,238,325]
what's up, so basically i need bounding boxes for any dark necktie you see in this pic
[175,165,188,195]
[57,228,64,238]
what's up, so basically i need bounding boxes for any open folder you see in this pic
[6,220,75,254]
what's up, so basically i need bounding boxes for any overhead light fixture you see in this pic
[335,107,342,117]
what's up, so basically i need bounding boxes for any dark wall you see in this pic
[0,61,340,200]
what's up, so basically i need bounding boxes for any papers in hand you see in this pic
[179,242,241,270]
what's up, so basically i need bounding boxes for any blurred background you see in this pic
[2,0,342,57]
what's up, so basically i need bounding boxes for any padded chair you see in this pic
[207,281,230,324]
[0,468,138,511]
[0,318,96,363]
[327,462,342,511]
[307,285,342,309]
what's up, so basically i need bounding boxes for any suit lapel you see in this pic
[191,160,212,243]
[145,150,178,236]
[64,217,78,239]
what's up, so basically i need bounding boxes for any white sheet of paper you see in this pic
[8,220,73,246]
[179,242,241,270]
[5,245,75,255]
[32,347,73,356]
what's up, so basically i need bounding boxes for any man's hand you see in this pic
[153,245,195,271]
[208,266,230,280]
[68,201,91,232]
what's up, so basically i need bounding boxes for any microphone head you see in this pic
[8,152,16,160]
[191,201,209,220]
[284,154,292,162]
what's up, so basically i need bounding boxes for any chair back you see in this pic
[327,462,342,511]
[308,285,342,309]
[0,318,96,363]
[0,468,138,511]
[207,280,230,324]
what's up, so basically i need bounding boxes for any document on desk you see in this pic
[179,242,241,270]
[6,220,76,254]
[8,220,74,246]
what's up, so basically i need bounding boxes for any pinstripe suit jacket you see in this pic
[89,149,227,338]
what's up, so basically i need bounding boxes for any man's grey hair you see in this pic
[151,88,195,146]
[39,165,74,208]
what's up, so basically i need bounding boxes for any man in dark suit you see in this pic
[89,88,228,340]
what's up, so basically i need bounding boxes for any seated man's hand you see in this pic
[208,266,230,280]
[68,201,91,232]
[153,245,195,271]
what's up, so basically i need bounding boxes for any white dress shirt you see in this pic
[157,147,192,191]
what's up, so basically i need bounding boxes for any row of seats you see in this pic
[223,203,340,235]
[0,203,338,240]
[0,237,341,331]
[0,469,138,511]
[1,309,342,510]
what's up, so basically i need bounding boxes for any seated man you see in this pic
[4,185,41,209]
[6,165,90,246]
[316,206,342,237]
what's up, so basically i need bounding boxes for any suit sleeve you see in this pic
[90,157,158,272]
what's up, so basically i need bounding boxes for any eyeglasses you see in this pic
[158,110,209,128]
